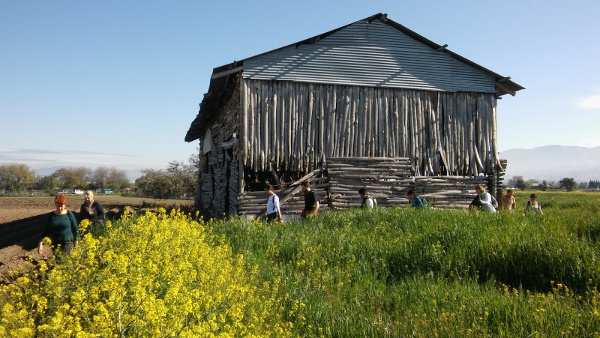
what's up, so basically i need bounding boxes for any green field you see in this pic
[1,191,599,336]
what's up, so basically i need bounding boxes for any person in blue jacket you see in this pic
[407,189,427,208]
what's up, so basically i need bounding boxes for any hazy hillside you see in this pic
[500,145,600,182]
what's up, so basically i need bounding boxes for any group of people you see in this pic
[38,190,106,255]
[470,186,543,214]
[264,181,321,223]
[264,180,543,221]
[358,188,427,209]
[264,182,430,222]
[43,181,544,254]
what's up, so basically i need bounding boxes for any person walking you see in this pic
[38,194,79,254]
[407,189,428,208]
[301,181,320,218]
[470,185,497,213]
[358,187,375,209]
[264,183,283,223]
[525,193,543,215]
[500,189,516,211]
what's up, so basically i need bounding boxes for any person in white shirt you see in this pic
[264,183,283,222]
[525,193,543,215]
[472,185,497,213]
[358,187,374,209]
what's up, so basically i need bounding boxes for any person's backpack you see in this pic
[526,200,541,211]
[416,196,428,207]
[363,196,377,208]
[491,195,499,208]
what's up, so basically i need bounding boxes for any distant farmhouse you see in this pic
[185,13,524,217]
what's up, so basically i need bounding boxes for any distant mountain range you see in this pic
[499,145,600,182]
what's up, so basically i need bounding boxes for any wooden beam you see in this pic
[212,66,243,80]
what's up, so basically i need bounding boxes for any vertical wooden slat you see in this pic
[351,88,356,156]
[237,79,499,179]
[240,79,247,193]
[342,88,351,157]
[249,81,256,172]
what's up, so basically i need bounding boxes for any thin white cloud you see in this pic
[0,148,165,171]
[576,95,600,109]
[576,86,600,109]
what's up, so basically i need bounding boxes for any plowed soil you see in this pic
[0,196,194,283]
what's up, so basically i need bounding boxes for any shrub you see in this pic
[0,210,291,337]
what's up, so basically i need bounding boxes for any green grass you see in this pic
[208,191,600,336]
[3,191,598,336]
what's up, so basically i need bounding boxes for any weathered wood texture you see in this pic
[199,78,506,216]
[235,157,504,216]
[242,79,499,177]
[196,85,241,217]
[327,157,493,209]
[414,176,488,208]
[237,169,327,217]
[327,157,413,209]
[236,186,329,216]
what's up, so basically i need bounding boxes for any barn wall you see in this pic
[236,156,504,216]
[327,157,497,210]
[242,79,499,177]
[196,87,241,217]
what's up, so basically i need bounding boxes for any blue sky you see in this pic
[1,1,599,178]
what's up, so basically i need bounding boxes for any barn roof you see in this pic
[186,13,524,142]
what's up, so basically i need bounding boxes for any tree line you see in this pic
[0,164,132,193]
[506,176,599,192]
[0,153,199,199]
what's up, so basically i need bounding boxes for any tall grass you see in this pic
[1,192,599,336]
[209,192,600,336]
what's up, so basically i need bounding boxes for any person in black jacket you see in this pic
[301,181,320,218]
[79,190,105,224]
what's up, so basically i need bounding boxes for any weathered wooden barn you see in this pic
[185,13,523,217]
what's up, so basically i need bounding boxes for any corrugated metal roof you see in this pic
[243,19,496,93]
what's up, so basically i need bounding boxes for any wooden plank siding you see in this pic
[242,79,499,177]
[327,157,490,210]
[236,157,500,215]
[196,78,505,217]
[196,85,241,217]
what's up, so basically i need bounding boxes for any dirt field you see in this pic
[0,196,194,283]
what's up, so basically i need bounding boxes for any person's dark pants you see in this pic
[266,212,278,222]
[54,240,74,253]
